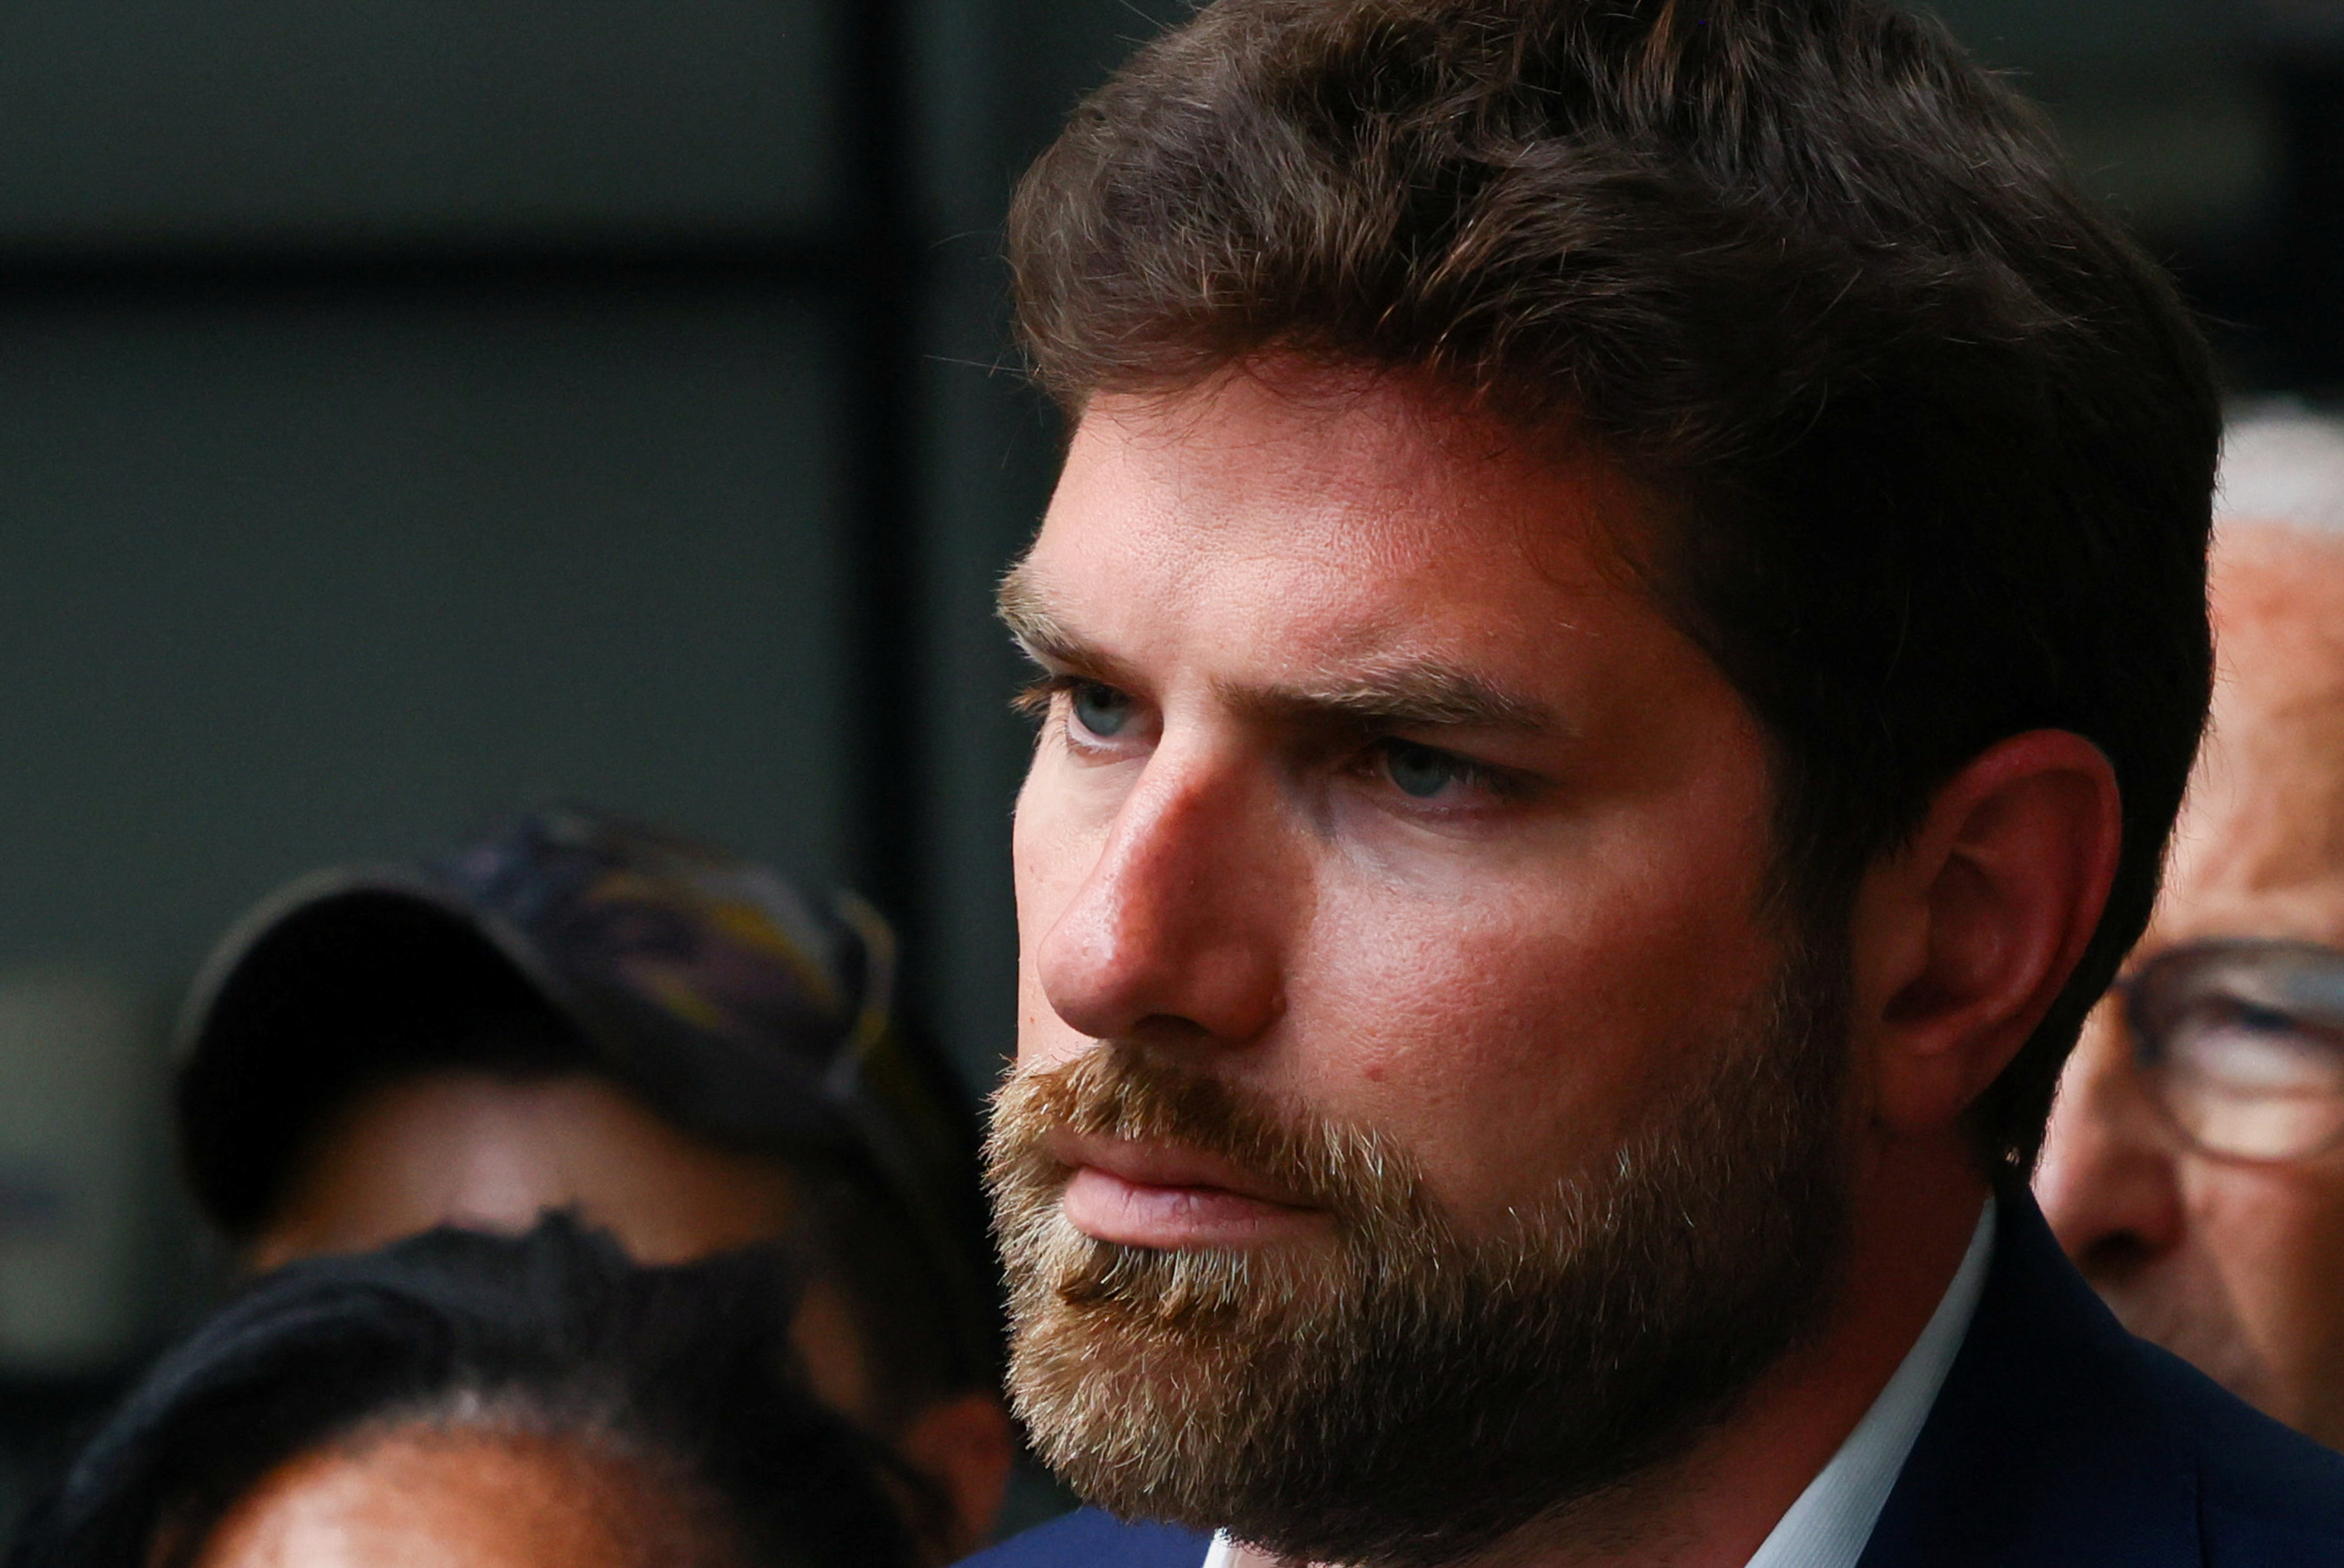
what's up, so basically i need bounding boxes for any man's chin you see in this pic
[1003,1234,1317,1530]
[987,990,1853,1568]
[1003,1191,1837,1568]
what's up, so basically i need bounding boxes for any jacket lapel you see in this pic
[1854,1192,2199,1568]
[957,1507,1212,1567]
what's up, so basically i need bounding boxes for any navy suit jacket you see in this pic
[960,1195,2344,1567]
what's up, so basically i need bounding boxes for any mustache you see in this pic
[986,1046,1427,1232]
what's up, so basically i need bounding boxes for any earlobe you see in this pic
[1856,731,2122,1138]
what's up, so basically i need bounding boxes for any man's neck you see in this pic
[1230,1150,1992,1568]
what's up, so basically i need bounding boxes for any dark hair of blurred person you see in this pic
[168,806,1011,1558]
[6,1216,920,1568]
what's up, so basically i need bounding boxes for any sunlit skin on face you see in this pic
[1010,369,1784,1244]
[2040,524,2344,1448]
[1007,363,2120,1565]
[185,1426,711,1568]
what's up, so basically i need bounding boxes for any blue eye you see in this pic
[1383,741,1462,798]
[2235,1002,2297,1034]
[1069,682,1132,739]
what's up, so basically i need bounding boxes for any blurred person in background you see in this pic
[169,806,1011,1559]
[6,1216,921,1568]
[2039,410,2344,1448]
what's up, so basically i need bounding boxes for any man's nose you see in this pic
[1033,750,1286,1048]
[2036,1008,2187,1279]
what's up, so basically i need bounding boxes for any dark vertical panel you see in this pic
[2266,52,2344,387]
[839,0,930,960]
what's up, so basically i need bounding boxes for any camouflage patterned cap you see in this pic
[173,806,993,1381]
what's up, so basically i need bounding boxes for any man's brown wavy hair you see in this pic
[1007,0,2220,1173]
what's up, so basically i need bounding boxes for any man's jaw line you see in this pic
[1047,1129,1333,1249]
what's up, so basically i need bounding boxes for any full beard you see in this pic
[986,951,1854,1568]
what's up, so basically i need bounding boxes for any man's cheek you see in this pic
[1011,794,1087,955]
[2201,1170,2344,1376]
[1013,970,1082,1069]
[1290,947,1615,1197]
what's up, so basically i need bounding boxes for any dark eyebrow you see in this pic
[999,560,1558,735]
[1231,663,1560,735]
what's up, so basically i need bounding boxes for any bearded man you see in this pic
[961,3,2344,1566]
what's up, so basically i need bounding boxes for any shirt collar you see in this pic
[1741,1195,1998,1568]
[1203,1197,1999,1568]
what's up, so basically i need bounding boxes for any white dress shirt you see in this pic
[1201,1199,1998,1568]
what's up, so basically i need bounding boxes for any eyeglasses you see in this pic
[2120,939,2344,1163]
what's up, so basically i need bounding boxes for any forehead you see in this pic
[1022,367,1669,686]
[2155,524,2344,949]
[191,1427,675,1568]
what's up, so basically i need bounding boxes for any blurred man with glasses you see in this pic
[2040,410,2344,1449]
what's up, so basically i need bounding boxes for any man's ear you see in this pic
[895,1388,1016,1562]
[1847,730,2121,1140]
